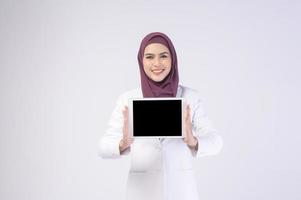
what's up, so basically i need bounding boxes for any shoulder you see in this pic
[116,86,141,104]
[179,85,208,116]
[120,86,141,98]
[179,84,202,101]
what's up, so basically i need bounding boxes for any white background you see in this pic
[1,0,300,199]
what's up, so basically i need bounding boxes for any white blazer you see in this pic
[98,84,223,200]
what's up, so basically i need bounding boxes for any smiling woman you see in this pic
[98,32,223,200]
[143,43,172,82]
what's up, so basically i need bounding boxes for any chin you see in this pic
[151,76,166,82]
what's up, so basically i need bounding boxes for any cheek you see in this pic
[142,65,150,75]
[165,66,172,75]
[164,60,172,71]
[143,60,151,71]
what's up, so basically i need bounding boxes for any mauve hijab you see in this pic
[137,32,179,97]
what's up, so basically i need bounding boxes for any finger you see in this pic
[123,122,128,137]
[183,121,187,139]
[123,107,129,121]
[183,104,187,118]
[184,104,189,121]
[122,108,127,120]
[185,105,190,122]
[123,122,127,135]
[187,105,192,123]
[122,107,129,136]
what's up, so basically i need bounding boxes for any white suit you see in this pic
[98,84,223,200]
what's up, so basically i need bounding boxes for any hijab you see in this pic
[137,32,179,97]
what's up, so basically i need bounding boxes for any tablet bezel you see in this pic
[128,97,184,139]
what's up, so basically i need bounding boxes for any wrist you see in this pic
[119,138,130,152]
[119,139,126,151]
[187,137,198,149]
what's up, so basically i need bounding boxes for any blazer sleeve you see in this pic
[97,93,130,159]
[190,96,223,158]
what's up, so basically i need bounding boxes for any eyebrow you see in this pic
[144,52,169,56]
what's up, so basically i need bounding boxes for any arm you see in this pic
[98,94,131,159]
[190,97,223,157]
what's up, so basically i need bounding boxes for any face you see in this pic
[143,43,172,82]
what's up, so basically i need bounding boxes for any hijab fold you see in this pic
[137,32,179,97]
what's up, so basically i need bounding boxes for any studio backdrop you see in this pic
[0,1,300,200]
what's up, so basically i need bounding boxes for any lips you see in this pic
[152,69,164,75]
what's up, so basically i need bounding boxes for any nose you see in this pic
[153,57,161,67]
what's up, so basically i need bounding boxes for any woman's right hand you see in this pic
[119,106,134,153]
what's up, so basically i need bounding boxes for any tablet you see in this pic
[128,98,184,138]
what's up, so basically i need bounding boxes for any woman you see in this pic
[98,32,223,200]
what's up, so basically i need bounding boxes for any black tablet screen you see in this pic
[133,99,182,137]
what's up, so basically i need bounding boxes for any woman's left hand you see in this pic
[183,104,198,149]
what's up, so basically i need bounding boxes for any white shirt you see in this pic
[98,84,223,200]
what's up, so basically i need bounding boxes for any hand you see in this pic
[183,104,198,149]
[119,106,134,153]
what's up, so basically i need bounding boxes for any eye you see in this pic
[161,55,168,58]
[145,56,153,59]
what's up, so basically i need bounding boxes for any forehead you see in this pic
[144,43,170,54]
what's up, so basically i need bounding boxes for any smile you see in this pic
[152,69,164,75]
